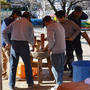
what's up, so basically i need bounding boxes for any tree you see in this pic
[47,0,88,15]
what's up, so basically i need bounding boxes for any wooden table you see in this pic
[58,82,90,90]
[31,51,54,85]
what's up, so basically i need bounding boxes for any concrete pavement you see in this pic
[2,31,90,90]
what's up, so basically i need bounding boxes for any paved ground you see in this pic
[2,29,90,90]
[2,70,72,90]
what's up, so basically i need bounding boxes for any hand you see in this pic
[79,11,82,17]
[43,48,48,52]
[43,44,48,52]
[5,44,11,49]
[66,37,73,41]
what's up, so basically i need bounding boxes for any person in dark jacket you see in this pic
[65,6,88,72]
[1,9,21,80]
[68,6,88,28]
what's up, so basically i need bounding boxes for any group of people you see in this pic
[43,6,88,90]
[1,5,88,90]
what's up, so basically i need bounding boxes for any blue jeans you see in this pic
[9,41,33,87]
[51,53,65,85]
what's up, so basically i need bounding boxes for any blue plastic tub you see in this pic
[72,60,90,82]
[31,18,43,27]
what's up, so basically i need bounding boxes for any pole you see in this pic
[0,3,2,90]
[82,32,90,46]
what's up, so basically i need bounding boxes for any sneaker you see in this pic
[9,86,14,90]
[64,66,68,71]
[69,71,73,77]
[51,84,59,90]
[51,87,55,90]
[28,84,34,90]
[2,75,8,80]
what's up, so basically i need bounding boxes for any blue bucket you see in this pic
[72,60,90,82]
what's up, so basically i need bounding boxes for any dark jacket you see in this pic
[4,16,14,26]
[68,11,88,28]
[1,16,14,47]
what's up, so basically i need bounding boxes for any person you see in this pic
[55,10,81,77]
[43,16,66,90]
[1,9,21,80]
[68,6,88,60]
[23,11,31,21]
[2,11,34,90]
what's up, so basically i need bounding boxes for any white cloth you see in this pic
[84,78,90,85]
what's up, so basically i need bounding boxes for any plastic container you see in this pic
[16,62,25,79]
[16,62,38,79]
[72,60,90,82]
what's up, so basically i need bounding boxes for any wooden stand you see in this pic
[31,33,54,85]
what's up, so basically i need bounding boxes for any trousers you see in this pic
[51,53,65,85]
[2,46,10,76]
[9,40,33,87]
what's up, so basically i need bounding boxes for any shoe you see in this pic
[9,86,14,90]
[28,84,34,90]
[64,66,68,71]
[2,75,8,80]
[51,84,59,90]
[51,87,56,90]
[64,65,70,71]
[69,72,73,77]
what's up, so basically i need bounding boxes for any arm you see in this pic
[43,44,48,51]
[2,24,12,44]
[71,21,81,40]
[47,29,55,50]
[28,23,34,46]
[80,12,88,20]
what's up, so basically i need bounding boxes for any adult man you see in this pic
[3,11,34,90]
[1,9,21,80]
[43,16,66,90]
[55,10,81,77]
[68,6,88,60]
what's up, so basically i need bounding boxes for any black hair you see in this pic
[11,9,22,17]
[74,6,82,12]
[23,11,31,18]
[43,16,52,22]
[55,10,65,18]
